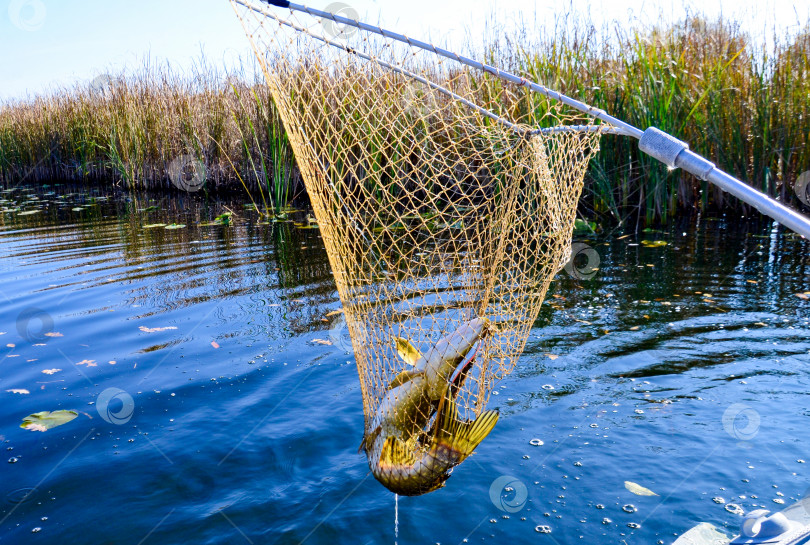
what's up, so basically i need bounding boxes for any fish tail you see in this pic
[432,388,498,463]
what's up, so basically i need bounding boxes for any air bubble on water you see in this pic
[523,455,530,459]
[8,457,18,464]
[590,423,598,428]
[40,517,47,521]
[773,498,785,504]
[489,519,497,523]
[595,504,605,509]
[535,525,552,534]
[713,497,726,504]
[725,504,744,515]
[542,384,555,390]
[574,461,582,467]
[634,409,644,414]
[628,522,641,529]
[31,528,41,533]
[602,518,612,525]
[622,504,637,513]
[530,438,544,446]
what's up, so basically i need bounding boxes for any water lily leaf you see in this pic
[21,410,78,432]
[625,481,658,496]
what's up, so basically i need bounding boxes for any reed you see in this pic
[484,13,810,222]
[0,59,301,212]
[0,11,808,223]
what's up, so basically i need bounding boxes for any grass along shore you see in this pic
[1,14,809,223]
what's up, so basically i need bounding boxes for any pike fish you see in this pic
[360,318,499,496]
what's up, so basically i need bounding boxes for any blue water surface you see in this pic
[1,185,809,544]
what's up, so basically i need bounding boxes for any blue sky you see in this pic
[2,0,809,101]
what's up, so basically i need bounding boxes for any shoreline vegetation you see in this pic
[1,14,808,223]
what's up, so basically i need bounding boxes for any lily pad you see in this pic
[20,410,78,432]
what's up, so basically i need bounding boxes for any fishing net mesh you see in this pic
[231,0,603,434]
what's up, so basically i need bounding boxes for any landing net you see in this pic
[231,0,605,460]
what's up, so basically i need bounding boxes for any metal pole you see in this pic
[253,0,810,239]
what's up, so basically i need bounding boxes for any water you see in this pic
[0,184,809,544]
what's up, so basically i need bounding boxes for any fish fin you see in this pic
[394,337,421,366]
[359,425,382,453]
[387,369,425,390]
[433,389,498,463]
[379,436,416,469]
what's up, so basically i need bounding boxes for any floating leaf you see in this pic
[72,207,85,212]
[6,389,29,394]
[325,309,344,317]
[76,359,97,367]
[625,481,658,496]
[143,223,167,229]
[641,240,668,247]
[795,293,809,300]
[20,410,78,432]
[312,338,333,346]
[164,224,186,230]
[17,210,40,216]
[210,341,220,349]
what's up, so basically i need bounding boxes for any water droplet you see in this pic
[529,438,544,446]
[489,519,497,523]
[713,497,726,504]
[573,461,582,467]
[542,384,555,390]
[595,504,605,509]
[40,516,48,521]
[627,522,641,529]
[31,527,41,533]
[622,504,637,513]
[590,423,598,428]
[634,409,644,414]
[7,457,18,464]
[522,455,530,459]
[602,518,612,525]
[535,525,552,534]
[773,498,785,504]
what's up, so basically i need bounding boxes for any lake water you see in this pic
[0,184,809,544]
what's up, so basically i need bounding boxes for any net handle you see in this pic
[248,0,810,239]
